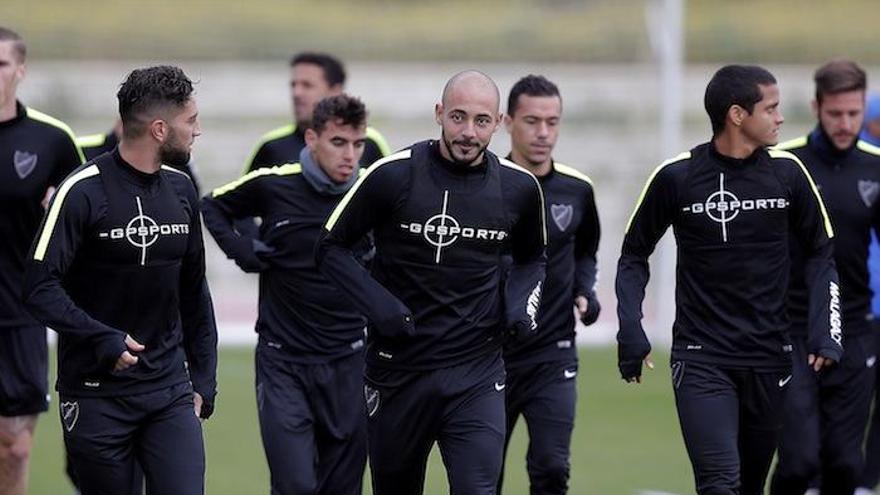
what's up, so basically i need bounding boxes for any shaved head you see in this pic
[441,70,500,111]
[435,70,502,166]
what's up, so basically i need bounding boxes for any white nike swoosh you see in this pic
[494,382,506,392]
[778,375,792,387]
[563,369,577,379]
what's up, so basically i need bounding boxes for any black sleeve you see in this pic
[23,176,128,369]
[178,184,219,419]
[574,185,601,325]
[201,173,272,273]
[504,178,547,338]
[316,165,415,337]
[784,156,843,362]
[615,166,677,380]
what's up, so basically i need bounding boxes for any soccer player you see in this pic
[244,52,390,173]
[0,26,84,495]
[316,70,547,495]
[498,75,600,495]
[23,65,218,495]
[0,25,85,495]
[769,59,880,495]
[617,65,841,495]
[201,94,371,495]
[78,119,202,195]
[860,92,880,495]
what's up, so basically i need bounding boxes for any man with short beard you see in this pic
[770,59,880,495]
[22,65,218,495]
[317,70,547,495]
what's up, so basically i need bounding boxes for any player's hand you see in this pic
[576,294,601,325]
[624,355,655,384]
[808,353,835,372]
[576,295,588,315]
[114,334,145,372]
[193,392,203,418]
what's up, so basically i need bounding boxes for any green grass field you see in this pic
[30,346,696,494]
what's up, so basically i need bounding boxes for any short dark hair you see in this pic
[814,59,867,104]
[0,26,26,62]
[704,65,777,135]
[117,65,194,139]
[507,74,561,116]
[290,52,346,87]
[311,94,367,134]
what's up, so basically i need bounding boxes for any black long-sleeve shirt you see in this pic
[504,162,601,367]
[1,101,83,331]
[23,150,218,406]
[780,128,880,337]
[201,163,368,362]
[617,142,841,371]
[317,140,547,370]
[77,131,202,196]
[244,124,390,173]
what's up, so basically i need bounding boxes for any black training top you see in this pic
[23,150,218,407]
[504,161,601,368]
[244,124,391,173]
[617,141,841,371]
[780,128,880,337]
[201,163,369,362]
[0,101,83,332]
[317,140,547,371]
[77,131,202,196]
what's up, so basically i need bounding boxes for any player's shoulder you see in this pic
[255,124,297,149]
[359,147,413,182]
[22,106,78,144]
[773,135,808,152]
[553,162,595,192]
[498,156,541,189]
[856,140,880,159]
[212,163,303,198]
[75,132,109,150]
[766,147,808,172]
[161,164,197,188]
[365,126,392,156]
[57,162,103,199]
[647,149,692,185]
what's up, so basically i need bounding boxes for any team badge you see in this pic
[13,150,37,179]
[60,401,79,432]
[364,384,380,418]
[859,180,880,208]
[551,204,573,232]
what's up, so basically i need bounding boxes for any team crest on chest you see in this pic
[13,150,38,179]
[551,204,573,232]
[859,180,880,208]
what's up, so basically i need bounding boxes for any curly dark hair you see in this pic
[311,94,367,134]
[117,65,194,138]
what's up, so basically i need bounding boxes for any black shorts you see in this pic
[0,326,48,417]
